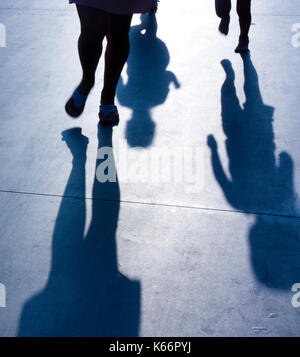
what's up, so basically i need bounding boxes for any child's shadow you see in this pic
[117,13,180,148]
[207,54,300,289]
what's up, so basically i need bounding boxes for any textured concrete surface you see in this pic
[0,0,300,336]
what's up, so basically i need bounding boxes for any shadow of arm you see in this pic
[167,71,180,89]
[207,134,233,200]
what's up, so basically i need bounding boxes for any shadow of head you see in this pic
[250,215,300,290]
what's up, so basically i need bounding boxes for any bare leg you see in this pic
[101,13,133,105]
[235,0,252,53]
[76,5,107,95]
[215,0,231,35]
[65,5,108,118]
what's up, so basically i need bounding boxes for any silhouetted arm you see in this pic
[168,71,180,89]
[207,135,233,200]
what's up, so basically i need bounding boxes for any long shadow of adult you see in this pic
[117,13,180,148]
[207,54,300,289]
[18,126,140,336]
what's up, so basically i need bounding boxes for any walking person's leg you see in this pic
[65,5,107,118]
[215,0,231,35]
[99,13,133,126]
[235,0,252,53]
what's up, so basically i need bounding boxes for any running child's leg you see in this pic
[235,0,251,53]
[215,0,231,35]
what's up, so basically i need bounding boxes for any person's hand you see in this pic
[169,72,180,89]
[207,134,218,151]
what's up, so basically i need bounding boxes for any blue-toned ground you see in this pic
[0,0,300,336]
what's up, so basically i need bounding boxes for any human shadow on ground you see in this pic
[18,126,140,336]
[207,54,300,289]
[117,13,180,148]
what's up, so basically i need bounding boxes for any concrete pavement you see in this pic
[0,0,300,336]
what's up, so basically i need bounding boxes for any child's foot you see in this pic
[99,105,120,127]
[218,16,230,35]
[61,128,89,160]
[65,89,88,118]
[235,36,249,53]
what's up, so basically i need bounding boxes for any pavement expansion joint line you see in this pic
[0,188,300,221]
